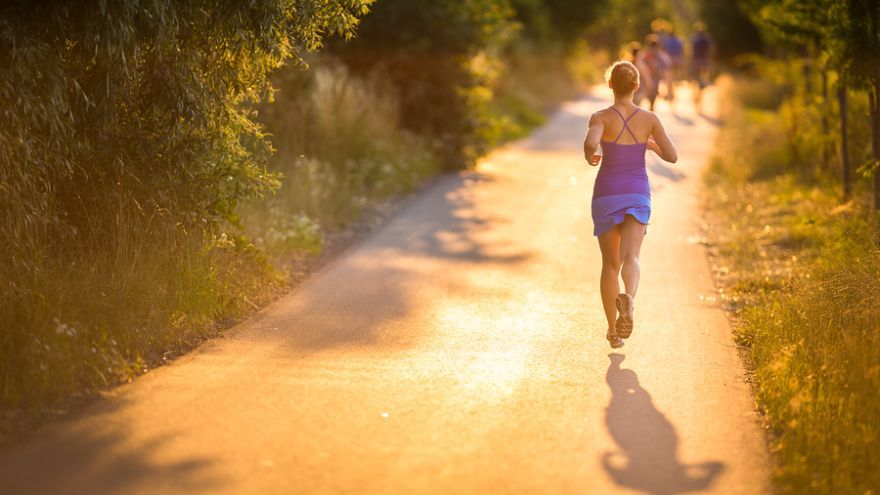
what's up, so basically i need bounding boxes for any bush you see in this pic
[0,0,369,416]
[713,59,874,188]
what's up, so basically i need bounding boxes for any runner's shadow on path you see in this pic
[648,159,686,183]
[671,113,695,126]
[697,112,723,127]
[602,354,724,495]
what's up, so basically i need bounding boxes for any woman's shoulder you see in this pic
[616,105,657,124]
[589,107,613,124]
[636,108,661,124]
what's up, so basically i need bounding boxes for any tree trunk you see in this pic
[839,82,851,200]
[802,56,812,95]
[822,69,830,169]
[871,84,880,210]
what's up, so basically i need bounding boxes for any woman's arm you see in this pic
[584,113,605,166]
[647,113,678,163]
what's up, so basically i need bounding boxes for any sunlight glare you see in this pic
[436,293,552,399]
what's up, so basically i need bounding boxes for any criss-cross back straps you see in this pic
[608,106,640,143]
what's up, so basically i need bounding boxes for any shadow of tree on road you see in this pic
[602,354,724,495]
[0,397,220,494]
[245,171,533,352]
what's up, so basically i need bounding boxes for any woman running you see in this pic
[583,61,678,348]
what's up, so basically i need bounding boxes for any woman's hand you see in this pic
[647,136,660,154]
[587,153,602,166]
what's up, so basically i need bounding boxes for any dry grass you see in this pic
[704,76,880,494]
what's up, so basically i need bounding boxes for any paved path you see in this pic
[0,88,770,494]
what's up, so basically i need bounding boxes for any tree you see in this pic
[754,0,880,209]
[541,0,607,46]
[587,0,662,52]
[840,0,880,209]
[510,0,608,49]
[0,0,371,260]
[331,0,518,168]
[0,0,371,408]
[743,0,860,201]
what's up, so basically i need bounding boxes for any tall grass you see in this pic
[706,74,880,494]
[1,205,282,430]
[242,61,441,255]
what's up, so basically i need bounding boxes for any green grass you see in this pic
[705,76,880,494]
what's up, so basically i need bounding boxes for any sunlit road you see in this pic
[0,87,770,494]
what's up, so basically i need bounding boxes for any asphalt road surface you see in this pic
[0,87,771,494]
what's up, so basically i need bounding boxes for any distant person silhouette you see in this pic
[655,20,684,102]
[642,35,671,111]
[689,22,714,112]
[627,42,653,107]
[583,61,678,348]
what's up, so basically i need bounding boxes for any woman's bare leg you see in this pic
[619,215,647,298]
[597,228,622,331]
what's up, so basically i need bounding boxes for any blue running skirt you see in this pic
[591,193,651,236]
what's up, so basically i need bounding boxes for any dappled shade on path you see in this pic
[0,397,219,494]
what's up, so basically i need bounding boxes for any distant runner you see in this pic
[627,41,653,107]
[690,22,713,112]
[658,22,684,101]
[642,34,671,111]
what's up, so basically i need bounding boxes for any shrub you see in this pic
[0,0,370,414]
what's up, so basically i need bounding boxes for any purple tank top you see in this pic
[593,107,650,199]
